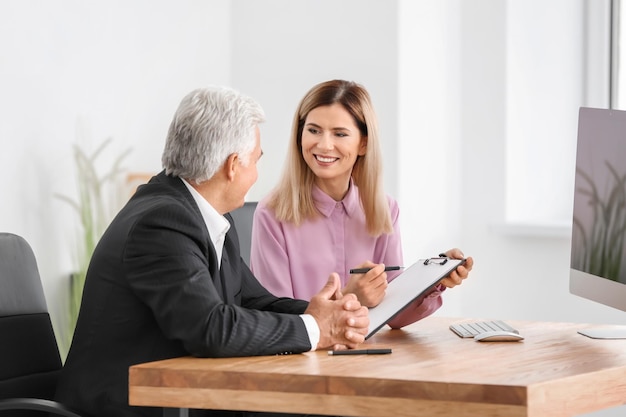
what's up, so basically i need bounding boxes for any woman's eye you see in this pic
[335,132,348,138]
[307,127,319,134]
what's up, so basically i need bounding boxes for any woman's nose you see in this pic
[318,133,334,151]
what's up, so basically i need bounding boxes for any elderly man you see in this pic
[55,86,369,417]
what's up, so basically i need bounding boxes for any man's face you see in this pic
[234,126,262,207]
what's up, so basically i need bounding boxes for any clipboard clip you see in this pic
[423,257,448,265]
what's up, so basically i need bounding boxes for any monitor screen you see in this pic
[570,107,626,338]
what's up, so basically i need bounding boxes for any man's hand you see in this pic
[343,262,388,307]
[304,273,370,350]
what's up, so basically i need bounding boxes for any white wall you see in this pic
[229,0,399,201]
[1,1,625,415]
[0,0,232,348]
[398,0,463,265]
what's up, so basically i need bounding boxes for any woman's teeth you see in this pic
[316,155,337,163]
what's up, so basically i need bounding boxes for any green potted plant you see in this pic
[55,137,131,355]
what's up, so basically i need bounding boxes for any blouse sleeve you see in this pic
[249,202,296,298]
[385,197,443,328]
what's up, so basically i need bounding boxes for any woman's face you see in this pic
[300,103,367,199]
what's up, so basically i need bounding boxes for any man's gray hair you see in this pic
[162,86,265,183]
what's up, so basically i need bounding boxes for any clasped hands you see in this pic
[304,273,369,351]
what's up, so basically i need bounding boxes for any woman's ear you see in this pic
[224,153,239,181]
[358,136,368,156]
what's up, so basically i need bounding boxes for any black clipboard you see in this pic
[366,257,466,339]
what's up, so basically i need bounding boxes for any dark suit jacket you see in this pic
[55,171,311,417]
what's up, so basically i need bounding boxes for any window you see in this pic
[613,0,626,109]
[504,0,610,236]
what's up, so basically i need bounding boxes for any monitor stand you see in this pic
[578,327,626,339]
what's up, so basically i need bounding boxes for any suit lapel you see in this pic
[206,239,225,299]
[155,172,228,301]
[219,248,233,304]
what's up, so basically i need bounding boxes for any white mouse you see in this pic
[474,330,524,342]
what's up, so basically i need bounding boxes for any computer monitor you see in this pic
[570,107,626,339]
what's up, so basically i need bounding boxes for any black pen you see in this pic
[349,266,403,274]
[328,348,392,356]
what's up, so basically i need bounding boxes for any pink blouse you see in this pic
[249,182,442,328]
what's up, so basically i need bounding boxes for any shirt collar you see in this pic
[312,178,360,218]
[180,178,230,254]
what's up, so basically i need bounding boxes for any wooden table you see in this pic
[129,316,626,417]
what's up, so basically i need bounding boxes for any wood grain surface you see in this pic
[129,316,626,417]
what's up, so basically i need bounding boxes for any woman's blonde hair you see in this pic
[267,79,392,236]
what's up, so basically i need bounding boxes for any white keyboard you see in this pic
[449,320,519,338]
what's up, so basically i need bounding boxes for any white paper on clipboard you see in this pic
[366,258,465,339]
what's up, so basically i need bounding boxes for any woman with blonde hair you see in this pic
[250,79,472,328]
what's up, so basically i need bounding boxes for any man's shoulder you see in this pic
[131,173,192,205]
[120,174,202,229]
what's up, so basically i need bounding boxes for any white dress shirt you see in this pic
[181,179,319,350]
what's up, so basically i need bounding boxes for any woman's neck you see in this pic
[315,176,351,201]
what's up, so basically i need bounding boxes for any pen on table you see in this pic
[328,348,392,356]
[349,266,403,274]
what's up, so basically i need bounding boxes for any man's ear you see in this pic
[224,153,239,181]
[358,136,368,156]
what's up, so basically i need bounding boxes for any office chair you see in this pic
[0,232,91,417]
[229,201,257,266]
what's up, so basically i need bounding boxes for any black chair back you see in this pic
[0,233,62,400]
[0,233,89,417]
[229,201,258,266]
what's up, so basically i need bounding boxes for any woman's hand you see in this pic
[439,248,473,289]
[343,262,388,307]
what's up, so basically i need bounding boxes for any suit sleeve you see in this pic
[122,202,311,357]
